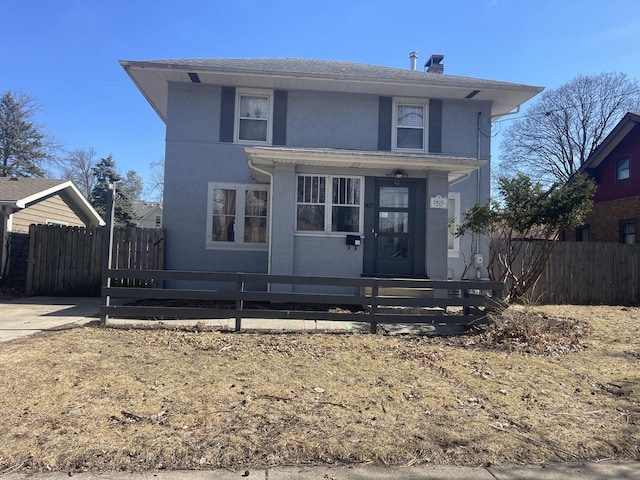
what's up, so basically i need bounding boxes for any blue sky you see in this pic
[2,0,640,197]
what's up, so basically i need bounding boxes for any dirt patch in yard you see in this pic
[0,305,638,474]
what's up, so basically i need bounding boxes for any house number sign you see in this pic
[429,195,447,209]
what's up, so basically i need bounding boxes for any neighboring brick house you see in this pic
[565,112,640,243]
[120,55,542,285]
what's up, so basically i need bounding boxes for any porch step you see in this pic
[360,286,435,298]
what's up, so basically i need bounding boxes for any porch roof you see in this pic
[244,146,486,184]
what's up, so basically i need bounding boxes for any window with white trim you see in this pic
[235,89,273,144]
[206,183,269,248]
[296,175,362,233]
[392,100,427,151]
[154,215,162,228]
[447,192,460,256]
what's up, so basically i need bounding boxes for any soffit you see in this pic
[120,59,543,123]
[245,146,486,184]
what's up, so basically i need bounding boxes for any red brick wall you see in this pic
[565,196,640,242]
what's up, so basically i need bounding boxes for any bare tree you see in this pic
[56,147,97,198]
[145,156,164,201]
[499,72,640,184]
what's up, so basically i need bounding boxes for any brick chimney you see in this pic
[425,54,444,74]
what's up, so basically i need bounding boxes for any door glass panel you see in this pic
[377,237,409,258]
[379,187,408,208]
[378,212,408,233]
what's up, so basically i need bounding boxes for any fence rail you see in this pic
[101,269,504,335]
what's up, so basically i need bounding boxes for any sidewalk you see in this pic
[2,461,639,479]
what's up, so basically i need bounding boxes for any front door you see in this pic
[363,178,425,276]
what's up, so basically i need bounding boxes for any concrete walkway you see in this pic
[0,297,639,479]
[1,461,639,479]
[0,296,100,342]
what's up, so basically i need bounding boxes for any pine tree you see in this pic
[90,155,139,227]
[0,91,53,177]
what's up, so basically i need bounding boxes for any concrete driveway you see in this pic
[0,296,100,342]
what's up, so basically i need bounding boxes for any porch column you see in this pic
[270,163,296,292]
[425,172,449,280]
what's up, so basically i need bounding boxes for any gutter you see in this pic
[247,159,274,277]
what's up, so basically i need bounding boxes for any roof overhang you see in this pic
[577,112,640,174]
[120,59,543,124]
[244,146,486,184]
[0,181,105,226]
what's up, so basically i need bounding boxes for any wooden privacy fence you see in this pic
[493,240,640,305]
[101,269,504,335]
[26,224,164,296]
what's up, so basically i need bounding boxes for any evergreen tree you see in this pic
[0,90,55,177]
[90,155,138,227]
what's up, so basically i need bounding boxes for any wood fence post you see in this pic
[235,274,244,332]
[370,280,379,334]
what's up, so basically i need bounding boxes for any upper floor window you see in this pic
[154,215,162,228]
[235,89,272,144]
[393,100,427,151]
[206,182,269,249]
[296,175,362,233]
[616,156,630,181]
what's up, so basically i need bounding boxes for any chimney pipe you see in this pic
[409,51,418,71]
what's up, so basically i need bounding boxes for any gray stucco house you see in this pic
[120,55,542,286]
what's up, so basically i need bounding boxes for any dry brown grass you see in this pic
[0,305,638,474]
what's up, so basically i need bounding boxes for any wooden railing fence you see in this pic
[26,224,164,296]
[101,269,504,335]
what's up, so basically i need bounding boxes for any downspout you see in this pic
[247,159,274,276]
[476,112,483,279]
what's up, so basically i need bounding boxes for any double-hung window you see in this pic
[393,100,427,151]
[616,156,630,181]
[621,219,636,244]
[235,89,272,144]
[297,175,362,233]
[206,183,269,248]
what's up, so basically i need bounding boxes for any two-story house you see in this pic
[120,55,542,287]
[565,111,640,244]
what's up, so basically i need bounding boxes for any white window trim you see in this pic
[295,174,364,235]
[234,88,274,145]
[392,98,429,153]
[45,219,68,226]
[206,182,269,250]
[447,192,461,257]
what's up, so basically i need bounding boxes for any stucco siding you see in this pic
[286,90,379,150]
[161,81,491,279]
[11,193,86,233]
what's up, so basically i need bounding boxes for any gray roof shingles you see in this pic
[0,178,67,203]
[132,58,534,89]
